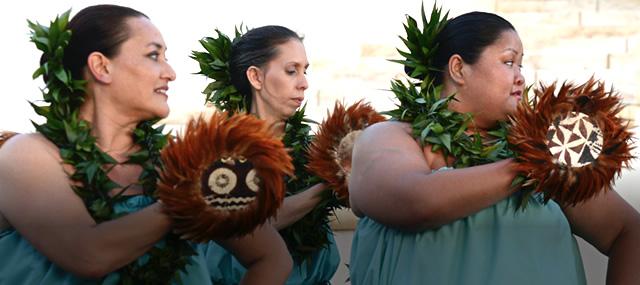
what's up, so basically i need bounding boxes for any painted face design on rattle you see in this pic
[201,157,262,211]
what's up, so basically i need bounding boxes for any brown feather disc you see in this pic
[307,100,386,206]
[508,78,634,206]
[157,112,293,242]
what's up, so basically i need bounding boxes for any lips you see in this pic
[511,90,522,100]
[292,97,304,106]
[155,86,169,96]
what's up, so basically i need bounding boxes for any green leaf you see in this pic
[425,136,441,145]
[32,66,46,79]
[438,133,452,152]
[431,123,444,134]
[54,67,68,84]
[63,120,77,142]
[85,162,99,184]
[89,199,111,220]
[419,122,433,141]
[29,102,50,116]
[127,149,149,164]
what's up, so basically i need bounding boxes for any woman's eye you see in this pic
[505,61,514,67]
[148,52,159,61]
[286,70,296,75]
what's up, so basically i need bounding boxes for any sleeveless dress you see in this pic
[205,233,340,285]
[0,195,225,285]
[349,170,587,285]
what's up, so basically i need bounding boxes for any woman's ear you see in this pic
[447,54,465,85]
[86,51,112,84]
[246,66,264,91]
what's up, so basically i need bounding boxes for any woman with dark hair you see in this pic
[348,10,640,285]
[0,5,292,284]
[195,25,340,284]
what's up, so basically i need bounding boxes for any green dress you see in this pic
[0,195,222,284]
[349,172,587,285]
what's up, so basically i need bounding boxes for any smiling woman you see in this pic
[81,15,176,127]
[0,5,292,285]
[104,17,176,120]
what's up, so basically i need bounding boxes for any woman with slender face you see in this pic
[0,5,292,284]
[348,11,640,285]
[248,39,309,128]
[203,25,340,285]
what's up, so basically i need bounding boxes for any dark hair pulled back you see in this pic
[429,11,515,85]
[43,5,148,81]
[229,25,303,110]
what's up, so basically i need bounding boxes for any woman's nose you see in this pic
[299,74,308,90]
[514,70,524,86]
[163,61,177,81]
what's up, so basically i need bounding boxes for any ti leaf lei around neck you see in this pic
[387,5,530,201]
[29,11,195,284]
[192,27,341,262]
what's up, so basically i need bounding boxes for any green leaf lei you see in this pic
[280,106,342,262]
[192,27,341,262]
[29,10,195,284]
[191,25,247,113]
[386,4,516,169]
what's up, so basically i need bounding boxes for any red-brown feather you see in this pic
[307,100,386,206]
[508,78,634,206]
[157,112,293,242]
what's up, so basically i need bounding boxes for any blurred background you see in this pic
[1,0,639,284]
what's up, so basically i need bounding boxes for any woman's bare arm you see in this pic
[348,121,517,231]
[563,190,640,284]
[0,134,172,278]
[270,183,327,230]
[218,224,293,285]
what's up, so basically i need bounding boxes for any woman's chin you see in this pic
[504,104,518,117]
[284,109,298,119]
[145,108,170,121]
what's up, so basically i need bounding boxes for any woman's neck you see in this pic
[443,89,494,134]
[250,101,286,137]
[78,95,139,161]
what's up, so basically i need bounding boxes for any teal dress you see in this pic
[0,196,227,285]
[350,173,587,285]
[205,233,340,285]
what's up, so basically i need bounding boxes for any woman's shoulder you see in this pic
[365,120,410,132]
[359,120,412,142]
[0,133,61,166]
[356,120,420,151]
